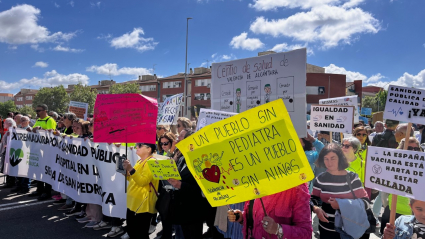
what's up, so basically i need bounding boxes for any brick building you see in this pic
[0,93,14,103]
[14,89,38,109]
[306,73,347,112]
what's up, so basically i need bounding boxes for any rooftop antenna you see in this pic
[108,68,112,80]
[153,64,157,75]
[204,59,210,68]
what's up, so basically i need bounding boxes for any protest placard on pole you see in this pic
[310,105,354,134]
[211,48,307,138]
[361,107,372,116]
[196,108,237,131]
[147,155,181,180]
[157,93,183,125]
[69,101,89,120]
[176,99,314,207]
[383,85,425,124]
[319,95,359,123]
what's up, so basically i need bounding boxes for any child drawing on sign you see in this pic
[236,88,242,113]
[264,84,272,103]
[202,154,211,167]
[193,158,203,172]
[210,151,224,166]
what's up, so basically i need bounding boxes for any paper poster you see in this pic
[319,95,359,123]
[383,85,425,124]
[157,94,183,125]
[365,146,425,200]
[211,49,307,138]
[359,116,369,124]
[177,99,314,207]
[361,107,372,116]
[147,157,181,180]
[69,101,89,120]
[196,109,237,131]
[310,105,354,134]
[93,94,158,143]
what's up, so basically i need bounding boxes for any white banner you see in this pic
[157,94,183,125]
[310,105,354,133]
[4,129,139,218]
[383,85,425,124]
[319,95,359,123]
[365,146,425,200]
[69,101,89,120]
[196,108,237,131]
[211,49,307,137]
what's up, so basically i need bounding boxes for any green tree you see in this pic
[0,100,17,118]
[18,105,36,118]
[109,82,141,94]
[362,96,378,112]
[32,85,69,113]
[69,83,98,113]
[375,89,387,111]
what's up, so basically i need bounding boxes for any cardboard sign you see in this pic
[157,94,183,125]
[319,95,359,123]
[361,107,372,116]
[93,94,158,143]
[310,105,354,134]
[69,101,89,120]
[196,109,237,131]
[383,85,425,124]
[211,49,307,138]
[147,156,181,180]
[359,116,369,124]
[177,99,314,207]
[365,146,425,200]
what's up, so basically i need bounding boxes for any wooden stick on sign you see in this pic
[389,122,413,225]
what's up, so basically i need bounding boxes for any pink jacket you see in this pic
[242,183,312,239]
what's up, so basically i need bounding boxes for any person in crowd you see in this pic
[317,131,339,145]
[14,114,22,127]
[215,202,244,239]
[177,117,192,136]
[61,113,76,135]
[415,124,425,144]
[380,137,423,234]
[2,112,14,137]
[382,198,425,239]
[372,119,399,148]
[365,126,374,136]
[342,137,364,183]
[394,123,415,143]
[122,142,159,239]
[300,132,325,192]
[307,120,315,137]
[49,111,58,121]
[20,116,31,130]
[1,118,17,188]
[370,121,384,136]
[311,143,370,239]
[157,132,177,157]
[156,125,169,141]
[228,183,312,239]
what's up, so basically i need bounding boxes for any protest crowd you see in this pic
[1,96,425,239]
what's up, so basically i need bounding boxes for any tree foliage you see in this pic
[362,89,387,113]
[32,85,69,113]
[69,83,98,113]
[109,82,141,94]
[362,96,378,112]
[18,105,36,118]
[0,100,17,118]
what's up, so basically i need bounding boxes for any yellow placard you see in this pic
[177,99,314,207]
[147,158,181,180]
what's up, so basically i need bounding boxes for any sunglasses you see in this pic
[35,110,44,112]
[407,146,421,151]
[157,127,164,130]
[341,144,352,149]
[356,133,368,137]
[160,142,170,146]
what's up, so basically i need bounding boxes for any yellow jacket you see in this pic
[127,155,159,214]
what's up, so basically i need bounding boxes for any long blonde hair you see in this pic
[398,137,423,152]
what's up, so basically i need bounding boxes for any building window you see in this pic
[163,81,182,88]
[140,85,157,92]
[25,96,32,100]
[16,97,23,101]
[16,105,23,108]
[98,90,109,94]
[194,93,210,100]
[306,86,325,95]
[195,79,211,87]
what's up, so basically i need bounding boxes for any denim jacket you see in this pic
[388,215,415,239]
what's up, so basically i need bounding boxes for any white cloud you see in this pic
[69,1,74,7]
[341,0,365,8]
[0,4,78,45]
[365,73,385,83]
[324,63,367,82]
[86,63,152,77]
[0,70,89,91]
[423,43,425,48]
[33,61,48,68]
[31,44,44,52]
[249,0,340,11]
[110,28,158,52]
[90,2,101,8]
[97,33,112,40]
[373,69,425,89]
[54,2,60,8]
[52,45,84,53]
[230,32,264,51]
[211,53,218,59]
[8,45,17,50]
[249,5,380,49]
[270,42,314,55]
[222,54,236,60]
[200,53,237,67]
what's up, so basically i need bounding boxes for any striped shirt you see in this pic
[311,171,368,232]
[413,219,425,239]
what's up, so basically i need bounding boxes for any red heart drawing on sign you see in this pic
[202,165,221,183]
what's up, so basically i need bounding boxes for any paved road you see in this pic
[0,174,381,239]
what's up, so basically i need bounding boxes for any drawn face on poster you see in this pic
[264,84,272,103]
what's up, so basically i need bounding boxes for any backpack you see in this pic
[374,131,397,148]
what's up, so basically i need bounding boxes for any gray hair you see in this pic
[21,116,30,122]
[374,121,384,128]
[4,118,16,128]
[396,123,414,136]
[63,112,77,121]
[342,137,362,154]
[49,111,58,119]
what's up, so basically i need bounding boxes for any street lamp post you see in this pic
[183,17,192,118]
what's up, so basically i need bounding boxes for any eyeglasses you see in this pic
[341,144,352,149]
[160,142,170,146]
[356,133,368,137]
[136,143,149,148]
[157,127,164,130]
[408,146,421,151]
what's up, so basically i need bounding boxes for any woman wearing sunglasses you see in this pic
[342,137,364,183]
[157,132,177,157]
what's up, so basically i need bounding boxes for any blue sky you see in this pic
[0,0,424,94]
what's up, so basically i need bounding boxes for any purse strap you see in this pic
[246,199,255,239]
[150,182,159,197]
[346,173,357,199]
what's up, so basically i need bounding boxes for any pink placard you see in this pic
[93,94,158,143]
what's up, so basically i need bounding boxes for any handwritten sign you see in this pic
[157,94,183,125]
[196,109,237,131]
[310,105,354,133]
[93,94,157,143]
[383,85,425,124]
[69,101,89,120]
[361,107,372,116]
[211,49,307,138]
[319,95,359,123]
[147,156,181,180]
[365,146,425,200]
[177,99,314,207]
